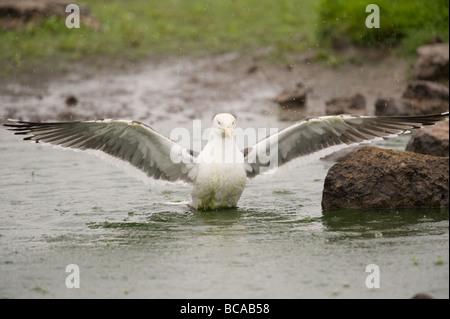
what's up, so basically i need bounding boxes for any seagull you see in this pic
[4,112,449,210]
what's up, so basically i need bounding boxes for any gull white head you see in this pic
[212,113,236,139]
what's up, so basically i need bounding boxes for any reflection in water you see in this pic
[322,208,449,239]
[194,209,243,226]
[86,206,449,244]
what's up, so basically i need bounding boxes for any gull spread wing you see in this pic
[244,112,449,178]
[5,119,195,183]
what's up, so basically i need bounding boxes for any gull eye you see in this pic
[217,121,221,125]
[232,121,235,125]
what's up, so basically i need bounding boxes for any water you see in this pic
[0,129,448,298]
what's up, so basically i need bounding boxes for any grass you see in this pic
[318,0,449,53]
[0,0,319,69]
[435,256,443,266]
[0,0,448,72]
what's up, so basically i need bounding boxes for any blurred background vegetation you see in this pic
[0,0,448,70]
[319,0,449,51]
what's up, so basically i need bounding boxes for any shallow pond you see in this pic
[0,128,448,298]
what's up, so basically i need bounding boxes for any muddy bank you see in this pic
[1,50,410,132]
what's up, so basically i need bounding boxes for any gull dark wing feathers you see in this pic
[5,119,195,183]
[244,112,449,178]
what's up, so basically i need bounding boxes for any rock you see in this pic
[275,82,312,121]
[374,97,409,116]
[275,82,311,108]
[65,95,78,107]
[402,81,449,115]
[375,81,449,116]
[321,146,449,211]
[406,120,449,157]
[414,43,449,81]
[325,93,366,115]
[0,0,101,31]
[403,80,449,100]
[246,65,258,74]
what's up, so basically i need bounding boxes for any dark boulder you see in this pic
[275,82,312,121]
[325,93,366,115]
[414,43,449,81]
[65,94,78,107]
[374,97,409,116]
[406,120,449,157]
[375,81,449,116]
[402,81,449,115]
[402,80,449,101]
[275,82,311,108]
[321,146,449,211]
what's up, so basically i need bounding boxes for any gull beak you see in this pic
[225,127,232,139]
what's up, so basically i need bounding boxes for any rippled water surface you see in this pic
[0,129,448,298]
